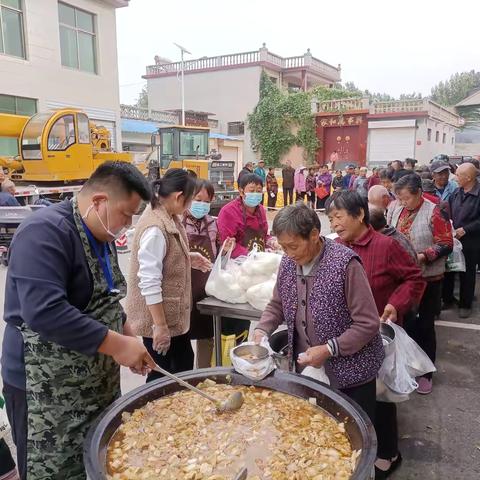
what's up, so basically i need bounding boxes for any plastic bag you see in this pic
[245,274,277,311]
[446,238,466,272]
[230,340,276,381]
[211,330,248,367]
[0,394,10,440]
[301,366,330,385]
[378,321,436,397]
[205,241,247,303]
[376,379,410,403]
[240,246,282,277]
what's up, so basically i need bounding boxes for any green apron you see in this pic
[20,198,126,479]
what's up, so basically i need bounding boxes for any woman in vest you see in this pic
[388,174,453,395]
[327,190,426,479]
[126,169,212,382]
[253,204,384,422]
[182,179,234,368]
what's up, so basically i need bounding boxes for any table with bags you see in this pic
[197,297,262,366]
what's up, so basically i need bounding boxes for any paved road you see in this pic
[0,212,479,478]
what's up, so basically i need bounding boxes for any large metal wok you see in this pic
[84,368,376,479]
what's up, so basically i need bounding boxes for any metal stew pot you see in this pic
[84,368,376,479]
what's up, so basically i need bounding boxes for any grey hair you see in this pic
[1,179,15,192]
[272,204,321,240]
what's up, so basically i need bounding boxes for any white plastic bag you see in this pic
[230,339,276,381]
[240,246,282,277]
[378,321,436,396]
[446,238,466,272]
[205,241,247,304]
[301,366,330,385]
[245,274,277,311]
[0,394,10,440]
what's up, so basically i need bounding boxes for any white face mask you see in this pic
[82,200,127,241]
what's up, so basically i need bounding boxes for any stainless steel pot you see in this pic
[84,368,376,480]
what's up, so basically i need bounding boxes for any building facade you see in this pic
[455,90,480,157]
[144,44,341,163]
[0,0,128,155]
[311,97,462,168]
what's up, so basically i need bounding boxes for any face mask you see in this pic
[244,192,263,208]
[190,201,211,219]
[83,201,127,241]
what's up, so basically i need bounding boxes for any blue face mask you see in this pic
[190,201,211,219]
[244,192,263,208]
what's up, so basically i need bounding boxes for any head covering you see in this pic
[430,160,451,174]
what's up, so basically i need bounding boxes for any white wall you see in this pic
[414,117,456,164]
[147,66,262,163]
[0,0,123,145]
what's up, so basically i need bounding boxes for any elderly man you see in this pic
[368,184,392,211]
[0,179,20,206]
[237,161,253,184]
[352,167,369,198]
[430,160,457,202]
[444,162,480,318]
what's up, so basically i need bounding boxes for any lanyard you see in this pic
[81,221,119,295]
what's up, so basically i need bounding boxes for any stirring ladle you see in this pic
[152,363,244,412]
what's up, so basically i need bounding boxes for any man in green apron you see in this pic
[1,162,156,479]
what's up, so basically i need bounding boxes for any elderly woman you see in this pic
[327,190,426,479]
[387,174,453,395]
[253,204,384,422]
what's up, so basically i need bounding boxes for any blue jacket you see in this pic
[1,201,109,390]
[435,180,458,202]
[254,166,266,184]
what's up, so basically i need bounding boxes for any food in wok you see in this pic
[107,380,358,480]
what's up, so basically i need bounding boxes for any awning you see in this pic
[121,119,158,134]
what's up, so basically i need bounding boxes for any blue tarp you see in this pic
[209,132,241,141]
[121,119,158,134]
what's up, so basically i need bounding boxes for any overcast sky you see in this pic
[117,0,477,105]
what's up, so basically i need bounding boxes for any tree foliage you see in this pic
[430,70,480,107]
[340,81,422,102]
[248,73,360,166]
[136,85,148,109]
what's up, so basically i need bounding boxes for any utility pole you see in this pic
[174,43,191,126]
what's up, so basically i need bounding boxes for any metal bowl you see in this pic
[84,368,377,480]
[231,344,269,364]
[380,323,395,345]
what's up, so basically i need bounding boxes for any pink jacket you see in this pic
[217,197,269,258]
[294,170,307,193]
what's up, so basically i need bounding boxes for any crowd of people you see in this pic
[0,155,479,479]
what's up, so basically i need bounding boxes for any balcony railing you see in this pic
[312,98,462,127]
[145,48,341,82]
[120,104,178,124]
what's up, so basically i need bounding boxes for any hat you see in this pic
[430,160,450,174]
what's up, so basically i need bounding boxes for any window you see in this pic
[77,113,90,143]
[161,132,173,155]
[442,133,446,144]
[22,112,52,160]
[179,131,208,156]
[427,128,432,141]
[48,114,76,150]
[451,137,454,145]
[0,0,25,58]
[435,131,439,142]
[269,76,277,85]
[227,121,245,136]
[0,94,36,115]
[288,83,301,93]
[59,2,97,73]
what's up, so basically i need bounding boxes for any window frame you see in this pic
[0,0,26,59]
[427,128,432,141]
[0,94,37,115]
[47,114,77,152]
[179,131,208,157]
[435,131,439,143]
[58,1,97,74]
[227,121,245,136]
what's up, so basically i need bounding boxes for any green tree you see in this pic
[136,85,148,109]
[430,70,480,106]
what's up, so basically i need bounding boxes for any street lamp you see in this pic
[173,42,191,126]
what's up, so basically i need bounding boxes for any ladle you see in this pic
[152,364,244,412]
